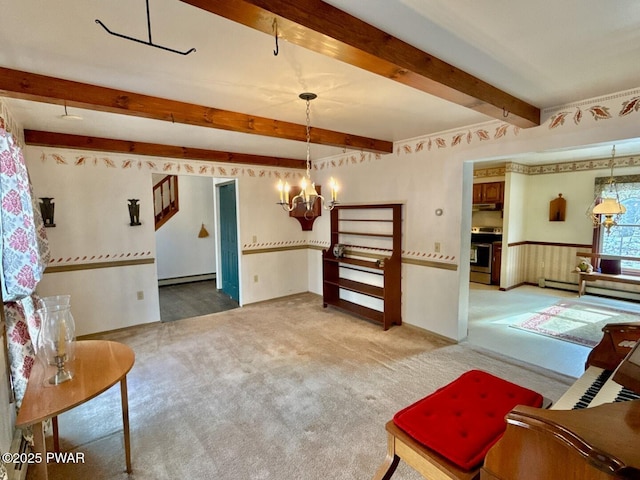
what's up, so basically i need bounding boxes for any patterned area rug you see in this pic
[511,300,640,347]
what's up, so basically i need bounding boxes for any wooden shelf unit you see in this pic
[322,203,402,330]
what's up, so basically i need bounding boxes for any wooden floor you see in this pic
[158,280,239,322]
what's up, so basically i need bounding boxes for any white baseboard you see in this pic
[158,273,216,287]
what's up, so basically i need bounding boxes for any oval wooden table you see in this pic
[15,340,135,480]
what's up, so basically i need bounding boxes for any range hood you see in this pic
[472,203,502,211]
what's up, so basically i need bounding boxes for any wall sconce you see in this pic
[128,199,141,226]
[39,197,56,227]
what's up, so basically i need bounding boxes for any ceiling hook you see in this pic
[95,0,196,56]
[502,107,509,118]
[273,18,279,56]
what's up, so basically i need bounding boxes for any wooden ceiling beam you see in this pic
[24,130,307,169]
[0,67,393,154]
[180,0,540,128]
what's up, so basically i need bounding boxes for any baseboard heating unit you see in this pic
[539,279,640,302]
[5,429,29,480]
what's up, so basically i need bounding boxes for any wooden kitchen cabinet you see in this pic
[473,183,484,203]
[473,181,504,204]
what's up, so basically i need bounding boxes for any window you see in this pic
[596,175,640,273]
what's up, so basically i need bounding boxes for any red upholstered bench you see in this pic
[372,370,544,480]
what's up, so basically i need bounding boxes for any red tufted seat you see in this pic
[372,370,544,480]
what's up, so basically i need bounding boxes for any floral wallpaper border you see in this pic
[390,88,640,160]
[315,87,640,171]
[508,156,640,175]
[243,240,456,264]
[36,150,306,182]
[242,239,309,250]
[474,153,640,179]
[46,251,153,265]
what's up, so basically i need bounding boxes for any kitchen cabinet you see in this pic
[473,181,504,204]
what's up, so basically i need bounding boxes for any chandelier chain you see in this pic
[275,92,338,220]
[608,145,616,184]
[305,97,312,178]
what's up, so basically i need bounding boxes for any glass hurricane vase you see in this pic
[36,304,76,385]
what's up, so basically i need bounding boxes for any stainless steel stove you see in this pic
[470,227,503,284]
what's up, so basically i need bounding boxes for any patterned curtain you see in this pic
[0,127,50,407]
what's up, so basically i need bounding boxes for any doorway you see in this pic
[155,175,240,321]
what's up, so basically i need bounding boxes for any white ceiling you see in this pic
[2,0,640,164]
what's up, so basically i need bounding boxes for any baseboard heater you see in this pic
[158,273,215,287]
[5,429,29,480]
[539,278,640,302]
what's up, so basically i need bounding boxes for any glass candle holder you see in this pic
[36,304,76,385]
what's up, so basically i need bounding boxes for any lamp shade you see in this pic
[592,197,626,215]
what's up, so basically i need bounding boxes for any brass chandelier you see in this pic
[277,93,339,214]
[587,146,627,234]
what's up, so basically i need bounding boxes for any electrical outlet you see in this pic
[137,291,144,300]
[434,242,441,253]
[252,235,257,243]
[254,275,259,283]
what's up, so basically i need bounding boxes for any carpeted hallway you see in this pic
[33,293,572,480]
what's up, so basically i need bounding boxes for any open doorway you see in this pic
[155,174,239,322]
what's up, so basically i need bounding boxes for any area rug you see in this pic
[511,300,640,347]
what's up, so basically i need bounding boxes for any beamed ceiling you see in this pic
[1,0,640,166]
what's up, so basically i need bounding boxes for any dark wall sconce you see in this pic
[128,199,141,226]
[39,197,56,227]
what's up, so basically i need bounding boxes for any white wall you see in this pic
[39,264,160,335]
[237,173,312,304]
[25,148,312,331]
[26,147,161,336]
[306,144,465,339]
[522,166,639,245]
[155,175,216,280]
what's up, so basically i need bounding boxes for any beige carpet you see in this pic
[31,293,572,480]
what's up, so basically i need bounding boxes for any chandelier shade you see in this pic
[592,197,626,215]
